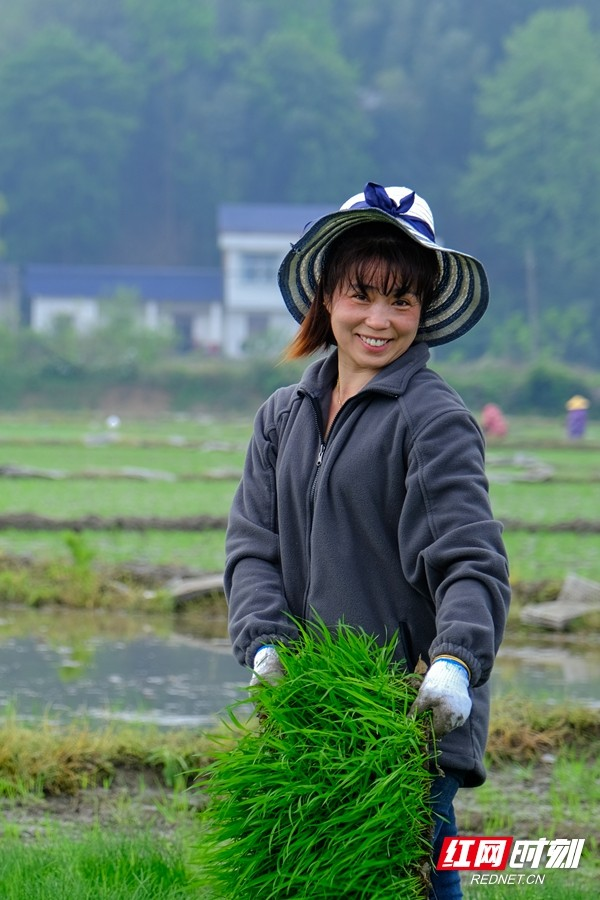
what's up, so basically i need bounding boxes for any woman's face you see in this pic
[326,262,422,378]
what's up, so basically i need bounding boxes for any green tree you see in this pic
[231,30,370,202]
[0,25,140,262]
[112,0,217,263]
[459,10,600,313]
[333,0,489,202]
[175,20,370,262]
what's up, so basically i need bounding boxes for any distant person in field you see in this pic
[481,403,508,438]
[225,182,511,899]
[565,395,589,440]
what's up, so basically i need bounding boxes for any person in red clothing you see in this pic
[481,403,508,438]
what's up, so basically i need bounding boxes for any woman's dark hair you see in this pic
[284,222,440,359]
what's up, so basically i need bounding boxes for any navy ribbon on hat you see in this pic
[349,182,435,242]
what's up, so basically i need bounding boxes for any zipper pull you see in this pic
[316,443,326,467]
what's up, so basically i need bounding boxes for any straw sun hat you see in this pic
[278,182,489,346]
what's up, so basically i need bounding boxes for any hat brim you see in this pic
[277,207,489,346]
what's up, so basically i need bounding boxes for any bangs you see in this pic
[342,256,417,298]
[321,222,439,307]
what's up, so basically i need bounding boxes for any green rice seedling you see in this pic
[0,528,227,575]
[195,620,435,899]
[0,826,193,900]
[549,750,600,830]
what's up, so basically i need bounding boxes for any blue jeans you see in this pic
[428,774,463,899]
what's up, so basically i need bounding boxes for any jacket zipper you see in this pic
[302,394,329,618]
[309,396,326,506]
[300,386,397,618]
[316,442,326,467]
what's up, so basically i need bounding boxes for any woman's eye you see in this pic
[394,294,417,307]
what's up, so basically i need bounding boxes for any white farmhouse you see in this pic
[23,264,223,353]
[0,200,332,357]
[217,202,330,357]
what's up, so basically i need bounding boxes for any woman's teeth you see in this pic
[361,336,389,347]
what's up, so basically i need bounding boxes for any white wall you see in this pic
[31,297,99,333]
[219,231,299,356]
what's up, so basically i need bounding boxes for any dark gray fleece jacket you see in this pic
[225,343,510,786]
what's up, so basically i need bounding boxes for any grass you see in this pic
[504,530,600,583]
[0,478,234,518]
[485,699,600,764]
[462,873,597,899]
[458,749,599,899]
[0,714,214,797]
[550,751,600,831]
[0,529,226,574]
[487,446,600,480]
[0,439,246,477]
[0,827,194,899]
[3,529,600,611]
[196,621,435,899]
[0,409,597,896]
[489,480,600,524]
[0,411,598,587]
[0,699,596,898]
[0,409,253,444]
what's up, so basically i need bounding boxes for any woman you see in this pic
[225,183,510,899]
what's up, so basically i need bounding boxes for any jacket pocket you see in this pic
[397,621,417,672]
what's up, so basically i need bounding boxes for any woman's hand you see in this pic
[410,657,472,737]
[250,645,284,687]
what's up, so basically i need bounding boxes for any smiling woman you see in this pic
[225,183,510,900]
[322,229,429,410]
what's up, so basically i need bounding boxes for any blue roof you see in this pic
[24,265,222,303]
[218,203,333,235]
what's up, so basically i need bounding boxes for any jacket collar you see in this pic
[298,342,430,399]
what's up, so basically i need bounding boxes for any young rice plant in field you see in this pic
[195,621,435,899]
[0,827,192,900]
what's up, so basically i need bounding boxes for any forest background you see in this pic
[0,0,599,401]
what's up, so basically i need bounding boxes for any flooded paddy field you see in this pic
[0,411,598,724]
[0,413,597,896]
[0,605,598,730]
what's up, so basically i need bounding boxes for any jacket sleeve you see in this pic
[399,406,510,687]
[224,396,298,667]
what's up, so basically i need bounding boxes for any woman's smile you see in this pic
[357,335,392,348]
[327,268,422,379]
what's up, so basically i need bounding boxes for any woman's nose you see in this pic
[365,302,391,328]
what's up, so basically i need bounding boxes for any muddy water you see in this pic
[0,606,598,727]
[0,606,247,728]
[493,640,600,708]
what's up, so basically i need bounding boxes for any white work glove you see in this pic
[249,645,284,687]
[410,656,472,737]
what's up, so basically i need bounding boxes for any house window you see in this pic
[239,253,279,284]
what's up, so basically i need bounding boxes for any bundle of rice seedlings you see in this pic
[195,621,435,899]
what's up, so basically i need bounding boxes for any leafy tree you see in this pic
[459,10,600,309]
[0,25,140,262]
[0,0,598,369]
[175,23,370,264]
[333,1,488,201]
[228,30,370,203]
[108,0,218,263]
